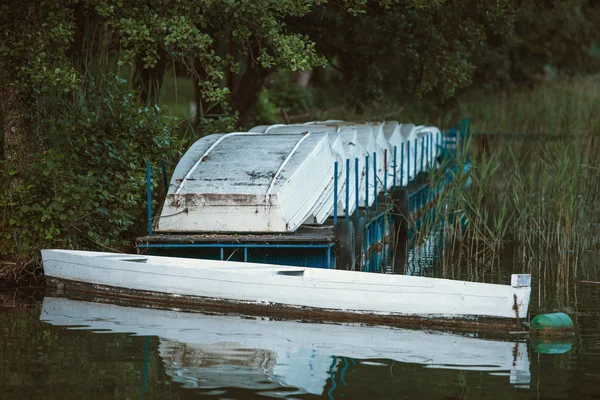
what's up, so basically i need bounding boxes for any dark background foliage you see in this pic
[1,0,599,280]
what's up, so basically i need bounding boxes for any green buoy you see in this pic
[530,312,574,337]
[531,338,573,354]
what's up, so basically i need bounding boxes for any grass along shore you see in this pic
[407,77,600,295]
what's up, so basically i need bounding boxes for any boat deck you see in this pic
[137,224,335,245]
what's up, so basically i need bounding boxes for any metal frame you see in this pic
[141,120,471,273]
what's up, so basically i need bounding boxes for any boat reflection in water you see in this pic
[40,297,531,396]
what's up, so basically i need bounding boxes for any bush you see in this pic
[0,75,182,271]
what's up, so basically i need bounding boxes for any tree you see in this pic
[473,0,600,89]
[287,1,517,109]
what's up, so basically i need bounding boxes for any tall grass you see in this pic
[456,76,600,136]
[413,78,600,296]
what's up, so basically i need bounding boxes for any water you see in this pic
[1,275,599,400]
[2,239,600,399]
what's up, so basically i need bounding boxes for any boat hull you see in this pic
[42,249,531,332]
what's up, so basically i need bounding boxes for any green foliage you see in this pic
[473,0,600,89]
[0,1,79,95]
[253,69,316,125]
[87,0,331,104]
[0,75,182,260]
[289,0,517,109]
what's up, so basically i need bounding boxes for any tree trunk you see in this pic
[0,112,4,162]
[296,70,313,88]
[192,57,212,124]
[232,58,269,128]
[134,57,168,105]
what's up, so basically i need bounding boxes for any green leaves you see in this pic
[0,74,182,259]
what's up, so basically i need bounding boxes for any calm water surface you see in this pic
[1,262,600,399]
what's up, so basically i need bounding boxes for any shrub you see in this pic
[0,75,182,275]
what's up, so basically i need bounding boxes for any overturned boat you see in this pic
[157,132,336,233]
[41,249,532,331]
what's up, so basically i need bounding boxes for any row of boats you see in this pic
[157,121,442,233]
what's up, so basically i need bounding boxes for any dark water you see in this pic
[1,266,600,399]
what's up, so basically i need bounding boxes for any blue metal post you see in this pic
[405,141,409,188]
[421,137,425,179]
[161,160,168,192]
[354,158,359,219]
[413,138,418,189]
[373,152,378,211]
[146,161,152,236]
[383,149,388,194]
[425,134,429,170]
[429,133,433,169]
[345,158,350,220]
[365,155,369,218]
[333,161,338,224]
[392,146,397,188]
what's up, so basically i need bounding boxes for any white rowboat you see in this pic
[42,249,532,329]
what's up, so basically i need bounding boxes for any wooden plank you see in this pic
[138,225,335,244]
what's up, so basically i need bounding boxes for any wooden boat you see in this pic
[415,125,443,169]
[383,120,406,187]
[41,296,531,395]
[337,125,368,210]
[157,132,336,233]
[41,249,532,330]
[260,123,357,220]
[400,123,418,181]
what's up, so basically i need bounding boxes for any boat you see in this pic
[40,296,531,396]
[157,132,336,233]
[41,249,532,331]
[259,123,357,220]
[400,123,418,182]
[336,125,368,207]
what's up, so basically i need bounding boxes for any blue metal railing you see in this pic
[142,119,471,272]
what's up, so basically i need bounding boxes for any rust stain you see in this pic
[168,193,274,207]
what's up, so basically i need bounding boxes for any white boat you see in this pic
[311,121,389,203]
[40,296,531,396]
[41,249,532,328]
[248,124,270,133]
[157,132,335,233]
[400,123,419,181]
[415,125,443,170]
[260,124,356,220]
[368,121,394,188]
[263,123,339,135]
[383,121,406,187]
[337,125,367,211]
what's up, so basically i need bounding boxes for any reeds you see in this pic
[410,78,600,294]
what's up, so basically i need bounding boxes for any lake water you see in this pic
[1,260,600,399]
